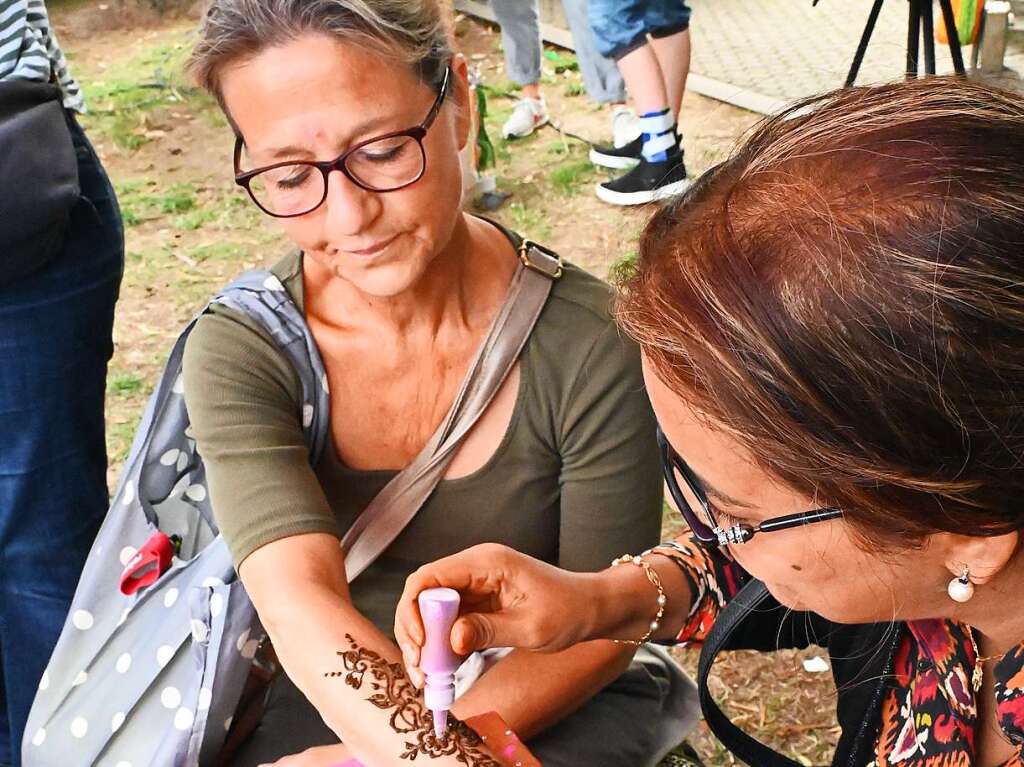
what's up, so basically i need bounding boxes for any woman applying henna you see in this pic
[399,77,1024,767]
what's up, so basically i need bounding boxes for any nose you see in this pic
[320,166,382,238]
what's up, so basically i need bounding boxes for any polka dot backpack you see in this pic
[22,270,331,767]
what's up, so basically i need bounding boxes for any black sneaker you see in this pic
[595,153,690,206]
[589,134,643,169]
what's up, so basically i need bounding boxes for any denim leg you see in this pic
[490,0,543,86]
[561,0,626,102]
[0,115,123,767]
[588,0,649,60]
[647,0,692,39]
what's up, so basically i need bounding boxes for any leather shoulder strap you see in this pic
[340,242,561,581]
[698,579,804,767]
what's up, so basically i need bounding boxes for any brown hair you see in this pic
[618,76,1024,543]
[188,0,453,106]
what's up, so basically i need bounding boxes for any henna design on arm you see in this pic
[325,634,503,765]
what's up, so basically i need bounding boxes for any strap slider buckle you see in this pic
[518,239,563,280]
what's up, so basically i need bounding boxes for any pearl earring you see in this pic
[947,566,975,603]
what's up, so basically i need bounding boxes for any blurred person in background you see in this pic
[490,0,635,143]
[586,0,692,205]
[0,2,124,765]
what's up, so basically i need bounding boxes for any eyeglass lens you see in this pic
[247,134,426,217]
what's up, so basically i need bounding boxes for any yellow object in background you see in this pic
[936,0,985,45]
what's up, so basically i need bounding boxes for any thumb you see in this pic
[451,612,515,654]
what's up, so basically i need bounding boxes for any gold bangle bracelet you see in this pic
[609,553,667,646]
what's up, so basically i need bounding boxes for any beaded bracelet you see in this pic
[610,553,667,646]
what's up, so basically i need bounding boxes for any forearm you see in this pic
[450,640,634,738]
[261,585,499,766]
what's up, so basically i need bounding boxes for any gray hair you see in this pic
[188,0,453,100]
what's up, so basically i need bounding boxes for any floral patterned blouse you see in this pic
[658,540,1024,767]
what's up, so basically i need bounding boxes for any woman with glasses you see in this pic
[180,1,692,765]
[398,76,1024,767]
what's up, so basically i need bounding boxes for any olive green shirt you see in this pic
[181,238,662,637]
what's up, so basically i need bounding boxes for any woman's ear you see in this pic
[938,530,1020,585]
[449,53,472,152]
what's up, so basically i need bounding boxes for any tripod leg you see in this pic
[846,0,885,87]
[937,0,967,74]
[907,0,921,78]
[922,0,936,74]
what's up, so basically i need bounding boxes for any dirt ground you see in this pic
[49,3,839,763]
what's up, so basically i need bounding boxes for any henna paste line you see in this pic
[325,634,502,765]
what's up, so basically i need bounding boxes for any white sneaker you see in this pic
[501,97,549,139]
[611,106,641,148]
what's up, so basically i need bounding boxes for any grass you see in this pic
[506,200,553,240]
[108,372,145,396]
[550,159,598,195]
[80,39,217,152]
[189,242,247,263]
[114,179,196,226]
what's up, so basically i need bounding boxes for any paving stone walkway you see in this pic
[687,0,1024,112]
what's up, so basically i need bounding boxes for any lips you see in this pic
[346,233,398,257]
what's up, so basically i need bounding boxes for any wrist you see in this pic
[582,563,656,642]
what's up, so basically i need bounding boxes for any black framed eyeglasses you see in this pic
[657,426,843,547]
[233,64,452,218]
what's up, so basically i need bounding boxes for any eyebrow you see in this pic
[690,469,756,509]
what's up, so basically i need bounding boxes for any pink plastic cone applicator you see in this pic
[418,587,462,738]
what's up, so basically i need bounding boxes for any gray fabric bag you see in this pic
[23,244,560,767]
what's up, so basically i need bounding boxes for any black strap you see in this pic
[697,579,803,767]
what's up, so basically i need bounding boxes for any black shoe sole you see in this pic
[595,177,691,206]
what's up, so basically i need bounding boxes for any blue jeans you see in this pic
[588,0,692,60]
[0,115,123,767]
[491,0,626,103]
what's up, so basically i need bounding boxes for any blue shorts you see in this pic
[588,0,692,60]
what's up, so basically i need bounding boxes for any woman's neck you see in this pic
[310,214,512,339]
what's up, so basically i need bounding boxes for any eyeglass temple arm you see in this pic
[420,65,451,130]
[755,507,843,534]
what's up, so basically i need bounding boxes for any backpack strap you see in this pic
[697,579,804,767]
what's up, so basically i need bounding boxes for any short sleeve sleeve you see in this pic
[181,308,340,568]
[556,323,664,572]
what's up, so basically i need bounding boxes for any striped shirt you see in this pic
[0,0,84,112]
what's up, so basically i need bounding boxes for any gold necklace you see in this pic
[966,625,1008,693]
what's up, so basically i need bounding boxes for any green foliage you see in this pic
[480,80,521,100]
[175,207,219,231]
[507,201,552,240]
[608,250,639,286]
[189,242,247,263]
[108,373,144,396]
[80,42,217,152]
[543,49,579,72]
[114,179,198,224]
[550,160,597,195]
[158,184,196,214]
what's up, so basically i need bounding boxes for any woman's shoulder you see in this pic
[543,260,618,330]
[182,264,304,408]
[527,259,641,385]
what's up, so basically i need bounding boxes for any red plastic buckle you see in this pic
[118,531,179,595]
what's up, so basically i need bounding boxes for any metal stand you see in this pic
[845,0,966,86]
